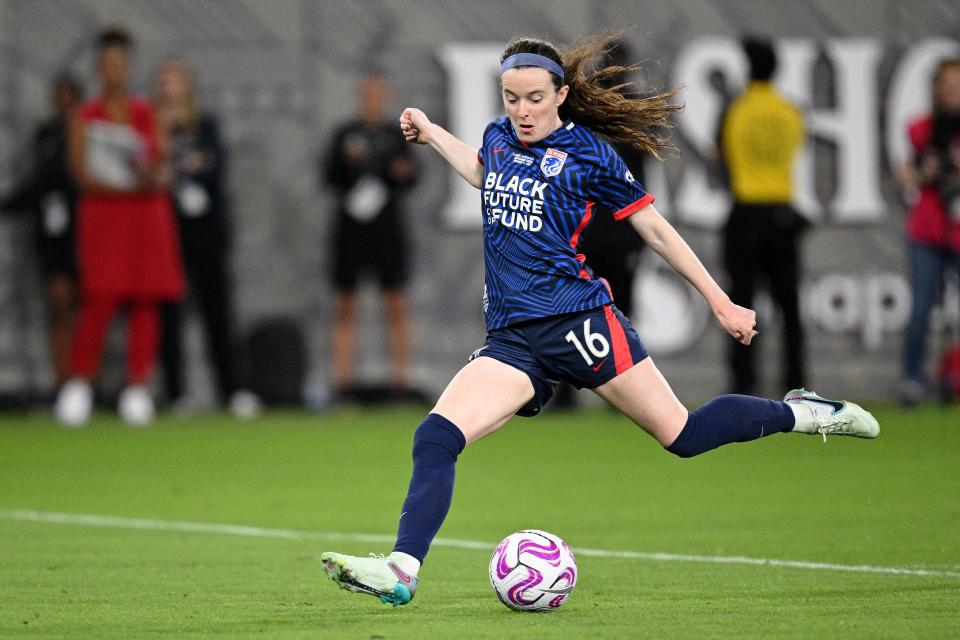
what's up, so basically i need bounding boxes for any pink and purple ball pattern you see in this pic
[489,530,578,611]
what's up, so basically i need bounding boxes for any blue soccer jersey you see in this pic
[478,116,654,330]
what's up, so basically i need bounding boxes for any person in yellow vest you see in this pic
[720,37,807,395]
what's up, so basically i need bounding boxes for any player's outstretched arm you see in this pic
[399,108,483,189]
[628,203,758,346]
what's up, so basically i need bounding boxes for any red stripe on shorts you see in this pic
[603,304,633,375]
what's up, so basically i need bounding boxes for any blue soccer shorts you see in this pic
[468,304,649,417]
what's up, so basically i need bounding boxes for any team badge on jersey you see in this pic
[540,148,568,177]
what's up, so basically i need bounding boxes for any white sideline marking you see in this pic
[2,509,959,579]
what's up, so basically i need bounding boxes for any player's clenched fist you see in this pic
[399,108,431,144]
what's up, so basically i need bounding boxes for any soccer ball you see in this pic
[488,529,578,611]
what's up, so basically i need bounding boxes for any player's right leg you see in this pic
[321,356,535,606]
[595,357,878,458]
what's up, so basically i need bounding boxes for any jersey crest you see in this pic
[540,148,568,177]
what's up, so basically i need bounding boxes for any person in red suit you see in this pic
[54,27,184,426]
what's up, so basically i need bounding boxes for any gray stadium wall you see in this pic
[1,0,958,404]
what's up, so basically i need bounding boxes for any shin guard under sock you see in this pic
[667,395,795,458]
[392,413,466,563]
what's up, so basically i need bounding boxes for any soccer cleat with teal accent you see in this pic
[784,388,880,442]
[320,552,417,607]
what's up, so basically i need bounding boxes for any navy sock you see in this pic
[392,413,466,563]
[666,395,795,458]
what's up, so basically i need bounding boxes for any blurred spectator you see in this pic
[899,58,960,405]
[154,58,253,416]
[719,37,807,395]
[321,71,418,397]
[0,76,83,387]
[54,27,185,427]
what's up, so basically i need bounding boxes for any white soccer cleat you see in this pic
[118,385,155,427]
[784,388,879,442]
[320,552,417,607]
[54,378,93,428]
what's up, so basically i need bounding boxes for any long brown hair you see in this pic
[500,33,681,158]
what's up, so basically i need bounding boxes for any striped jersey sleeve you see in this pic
[587,143,655,220]
[477,121,496,165]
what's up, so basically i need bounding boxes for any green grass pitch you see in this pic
[1,403,958,638]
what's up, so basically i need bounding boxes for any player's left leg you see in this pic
[321,356,537,606]
[388,357,530,572]
[595,358,878,457]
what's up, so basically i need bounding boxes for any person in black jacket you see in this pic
[322,72,418,396]
[1,76,83,386]
[154,58,247,413]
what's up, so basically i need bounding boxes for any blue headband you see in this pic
[500,53,564,80]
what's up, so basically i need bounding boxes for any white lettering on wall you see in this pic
[673,38,884,226]
[634,267,920,354]
[437,42,503,229]
[776,39,820,221]
[443,38,960,232]
[671,37,744,228]
[808,40,884,222]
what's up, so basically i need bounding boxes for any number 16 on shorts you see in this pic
[565,318,610,367]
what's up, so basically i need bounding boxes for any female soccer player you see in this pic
[321,34,879,607]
